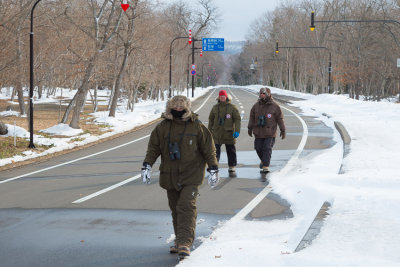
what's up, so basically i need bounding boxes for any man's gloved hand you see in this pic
[207,165,219,188]
[233,131,240,138]
[280,131,286,140]
[141,162,151,184]
[248,129,252,137]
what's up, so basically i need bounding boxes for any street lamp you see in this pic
[250,57,258,84]
[310,11,400,95]
[169,36,187,98]
[309,11,400,32]
[28,0,43,148]
[276,42,332,93]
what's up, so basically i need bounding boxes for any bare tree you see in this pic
[63,0,122,128]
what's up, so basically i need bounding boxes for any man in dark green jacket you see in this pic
[208,89,241,172]
[141,95,218,259]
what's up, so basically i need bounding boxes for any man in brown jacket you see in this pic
[248,87,286,173]
[141,95,218,259]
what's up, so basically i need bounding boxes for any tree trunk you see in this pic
[108,78,116,111]
[94,82,98,112]
[109,48,128,117]
[15,27,25,115]
[61,91,78,124]
[68,58,96,129]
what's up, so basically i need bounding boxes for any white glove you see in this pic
[141,163,151,184]
[207,167,219,188]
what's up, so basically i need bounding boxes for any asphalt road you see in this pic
[0,87,335,266]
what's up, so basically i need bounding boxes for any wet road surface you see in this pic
[0,87,335,266]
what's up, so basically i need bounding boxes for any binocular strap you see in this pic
[168,120,188,147]
[218,104,229,123]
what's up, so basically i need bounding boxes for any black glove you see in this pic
[141,162,151,184]
[248,129,252,137]
[207,165,219,188]
[280,131,286,140]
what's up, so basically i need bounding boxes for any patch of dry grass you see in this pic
[0,98,111,159]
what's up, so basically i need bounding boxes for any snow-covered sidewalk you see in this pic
[179,86,400,266]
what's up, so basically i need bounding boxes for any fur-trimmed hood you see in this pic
[162,95,192,121]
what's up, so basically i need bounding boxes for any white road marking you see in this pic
[229,89,308,223]
[1,89,218,187]
[70,89,218,203]
[194,88,217,113]
[72,174,141,203]
[0,135,150,184]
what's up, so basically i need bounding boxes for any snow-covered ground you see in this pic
[1,85,400,266]
[0,86,214,166]
[180,85,400,266]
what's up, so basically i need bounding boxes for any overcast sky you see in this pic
[160,0,280,42]
[210,0,279,41]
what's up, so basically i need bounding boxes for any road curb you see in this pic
[334,121,351,145]
[294,121,351,252]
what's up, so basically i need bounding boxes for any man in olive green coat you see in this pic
[142,95,218,259]
[208,89,241,172]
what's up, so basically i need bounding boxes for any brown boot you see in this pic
[261,166,270,173]
[169,244,178,254]
[178,245,190,259]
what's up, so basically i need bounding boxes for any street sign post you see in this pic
[202,38,224,51]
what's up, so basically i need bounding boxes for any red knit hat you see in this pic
[219,90,228,97]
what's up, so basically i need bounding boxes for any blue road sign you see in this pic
[202,38,224,51]
[191,70,196,75]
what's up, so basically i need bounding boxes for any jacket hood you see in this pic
[163,95,192,121]
[258,96,274,105]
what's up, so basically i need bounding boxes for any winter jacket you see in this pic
[144,109,218,191]
[208,96,241,145]
[248,97,285,138]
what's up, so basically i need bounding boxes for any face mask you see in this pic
[171,109,186,118]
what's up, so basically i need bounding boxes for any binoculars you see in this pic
[168,142,181,160]
[218,117,225,126]
[258,115,266,127]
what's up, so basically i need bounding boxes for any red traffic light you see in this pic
[188,29,192,44]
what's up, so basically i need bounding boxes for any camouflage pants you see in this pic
[167,185,199,247]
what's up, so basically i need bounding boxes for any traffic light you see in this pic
[310,11,315,31]
[275,42,279,54]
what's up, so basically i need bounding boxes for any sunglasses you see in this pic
[260,92,266,95]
